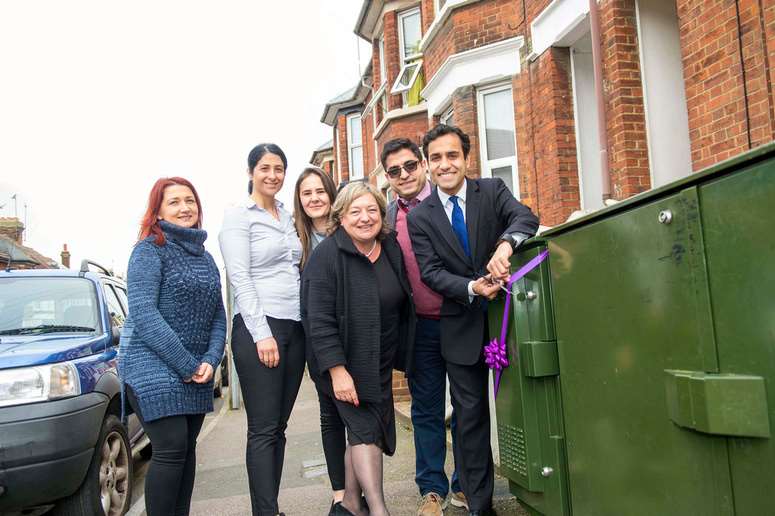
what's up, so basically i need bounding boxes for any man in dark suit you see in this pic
[407,124,539,515]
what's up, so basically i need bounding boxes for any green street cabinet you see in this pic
[489,142,775,515]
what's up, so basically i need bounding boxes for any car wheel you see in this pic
[52,414,133,516]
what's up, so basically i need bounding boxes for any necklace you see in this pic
[363,240,378,258]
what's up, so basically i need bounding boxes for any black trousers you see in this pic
[232,314,306,516]
[127,386,205,516]
[447,359,495,511]
[316,384,347,491]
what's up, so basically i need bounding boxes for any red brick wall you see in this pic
[331,125,340,185]
[363,108,376,174]
[423,0,524,79]
[677,0,775,170]
[449,85,482,179]
[599,0,650,199]
[383,11,404,111]
[392,371,411,402]
[516,48,580,225]
[421,0,435,32]
[336,114,350,183]
[375,111,429,164]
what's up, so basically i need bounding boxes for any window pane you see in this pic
[401,10,421,60]
[379,37,386,84]
[492,165,514,194]
[0,277,100,333]
[348,116,362,146]
[483,89,516,160]
[396,63,420,89]
[350,146,364,179]
[103,284,126,327]
[441,108,454,125]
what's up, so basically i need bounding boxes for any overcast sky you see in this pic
[0,1,370,274]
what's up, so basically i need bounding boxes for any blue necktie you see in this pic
[450,195,471,258]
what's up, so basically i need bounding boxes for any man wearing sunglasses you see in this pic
[382,138,462,516]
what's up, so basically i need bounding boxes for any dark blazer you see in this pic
[301,226,416,403]
[407,178,539,365]
[387,200,399,228]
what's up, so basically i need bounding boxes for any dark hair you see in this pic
[422,124,471,161]
[380,138,423,169]
[247,143,288,194]
[293,166,338,269]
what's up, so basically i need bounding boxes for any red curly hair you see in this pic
[139,177,203,245]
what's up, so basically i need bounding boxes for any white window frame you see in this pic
[378,35,387,86]
[398,7,422,64]
[440,105,454,125]
[391,60,423,95]
[434,0,448,14]
[346,113,364,180]
[477,82,520,198]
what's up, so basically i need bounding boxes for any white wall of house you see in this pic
[636,0,692,188]
[570,31,605,211]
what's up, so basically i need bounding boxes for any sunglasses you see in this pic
[386,159,420,178]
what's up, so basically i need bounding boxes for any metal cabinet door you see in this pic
[549,187,734,516]
[490,246,570,516]
[700,159,774,515]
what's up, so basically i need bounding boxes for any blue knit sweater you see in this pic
[118,221,226,422]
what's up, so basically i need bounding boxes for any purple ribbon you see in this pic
[485,249,550,399]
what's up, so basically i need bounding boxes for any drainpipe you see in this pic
[589,0,612,201]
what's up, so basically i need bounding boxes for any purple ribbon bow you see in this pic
[486,249,549,399]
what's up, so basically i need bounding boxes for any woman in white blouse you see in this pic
[219,143,304,516]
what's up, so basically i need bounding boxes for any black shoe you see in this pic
[469,509,496,516]
[331,502,355,516]
[327,501,337,516]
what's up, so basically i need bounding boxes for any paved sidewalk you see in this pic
[136,375,527,515]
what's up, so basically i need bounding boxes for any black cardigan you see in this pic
[301,226,416,403]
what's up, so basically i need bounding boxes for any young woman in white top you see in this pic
[219,143,304,516]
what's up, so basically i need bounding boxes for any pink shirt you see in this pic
[394,182,443,319]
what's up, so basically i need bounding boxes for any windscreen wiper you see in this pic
[0,324,96,335]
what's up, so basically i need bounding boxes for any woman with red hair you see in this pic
[118,177,226,516]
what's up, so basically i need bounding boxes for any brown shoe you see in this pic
[417,492,444,516]
[450,491,469,510]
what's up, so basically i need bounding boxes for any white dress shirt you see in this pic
[436,179,468,224]
[436,180,477,300]
[219,199,302,342]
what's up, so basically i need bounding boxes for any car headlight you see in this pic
[0,363,81,408]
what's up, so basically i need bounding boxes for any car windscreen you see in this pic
[0,277,102,336]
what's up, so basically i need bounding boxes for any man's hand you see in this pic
[192,363,214,384]
[256,337,280,368]
[487,241,513,281]
[472,276,502,300]
[330,365,359,406]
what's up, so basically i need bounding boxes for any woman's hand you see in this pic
[256,337,280,368]
[330,365,359,406]
[192,363,214,384]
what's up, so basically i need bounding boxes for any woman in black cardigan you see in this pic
[301,182,415,516]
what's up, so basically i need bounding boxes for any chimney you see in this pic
[0,217,24,244]
[61,243,71,268]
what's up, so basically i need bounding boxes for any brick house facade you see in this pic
[313,0,773,226]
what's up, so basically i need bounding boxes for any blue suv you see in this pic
[0,260,147,515]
